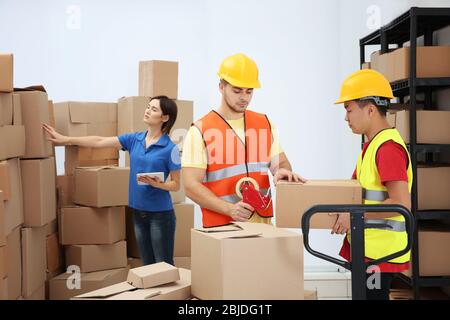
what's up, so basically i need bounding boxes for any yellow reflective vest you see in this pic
[349,128,413,264]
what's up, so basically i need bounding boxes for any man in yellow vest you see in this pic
[333,69,413,300]
[182,53,306,227]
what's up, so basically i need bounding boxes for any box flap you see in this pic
[13,85,47,93]
[194,223,263,239]
[68,102,117,124]
[278,180,361,188]
[75,281,136,299]
[75,165,119,172]
[107,288,162,300]
[127,262,180,289]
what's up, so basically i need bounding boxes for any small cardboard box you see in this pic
[59,206,125,245]
[417,166,450,210]
[3,158,24,235]
[138,61,178,99]
[16,90,53,159]
[65,241,128,273]
[73,268,191,300]
[0,93,13,126]
[20,157,57,227]
[417,223,450,276]
[174,203,194,257]
[0,161,11,201]
[21,226,47,298]
[53,101,118,137]
[127,262,180,289]
[49,267,129,300]
[0,125,25,161]
[0,191,5,246]
[191,222,304,300]
[0,53,13,92]
[275,180,362,228]
[46,233,63,274]
[64,146,119,175]
[56,175,75,207]
[73,166,129,207]
[6,226,21,300]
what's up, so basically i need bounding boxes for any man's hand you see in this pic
[330,213,350,235]
[226,201,255,222]
[273,168,307,184]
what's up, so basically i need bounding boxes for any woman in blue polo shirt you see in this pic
[43,96,181,266]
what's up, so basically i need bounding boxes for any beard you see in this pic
[224,95,247,113]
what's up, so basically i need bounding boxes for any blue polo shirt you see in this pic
[118,131,181,212]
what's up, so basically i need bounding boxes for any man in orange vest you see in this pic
[182,53,306,227]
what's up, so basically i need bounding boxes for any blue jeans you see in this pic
[132,209,176,266]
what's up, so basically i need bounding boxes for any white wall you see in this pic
[1,0,449,270]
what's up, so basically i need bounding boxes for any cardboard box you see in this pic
[16,90,53,159]
[417,166,450,210]
[0,191,5,246]
[53,101,118,137]
[49,267,129,300]
[127,257,143,269]
[20,157,57,227]
[0,125,25,161]
[0,245,6,280]
[0,93,13,126]
[275,180,362,228]
[125,207,140,258]
[174,257,191,270]
[65,241,127,273]
[48,100,55,128]
[170,173,186,204]
[361,62,371,70]
[389,110,450,144]
[6,226,21,300]
[3,158,24,235]
[21,226,47,297]
[23,284,45,300]
[0,54,13,92]
[73,166,129,207]
[0,277,7,300]
[73,268,191,300]
[138,60,178,99]
[59,206,125,245]
[174,203,194,257]
[0,162,11,201]
[12,94,22,125]
[64,146,119,175]
[56,175,75,207]
[117,96,193,151]
[45,219,58,236]
[370,50,395,82]
[46,233,63,273]
[127,262,180,289]
[191,222,304,300]
[304,289,318,300]
[417,224,450,276]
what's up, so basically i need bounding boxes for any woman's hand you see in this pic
[42,123,70,145]
[137,175,163,188]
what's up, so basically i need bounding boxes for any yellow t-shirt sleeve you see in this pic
[181,126,208,169]
[269,120,284,157]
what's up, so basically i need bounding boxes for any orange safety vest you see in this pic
[193,110,274,227]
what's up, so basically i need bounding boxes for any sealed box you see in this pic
[138,60,178,99]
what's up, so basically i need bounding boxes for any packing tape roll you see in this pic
[235,177,259,199]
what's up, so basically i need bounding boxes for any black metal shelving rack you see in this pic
[359,7,450,300]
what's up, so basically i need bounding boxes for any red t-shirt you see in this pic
[341,139,410,273]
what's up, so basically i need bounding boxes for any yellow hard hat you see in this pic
[217,53,261,89]
[335,69,394,104]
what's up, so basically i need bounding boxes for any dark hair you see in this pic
[150,95,178,135]
[356,99,388,116]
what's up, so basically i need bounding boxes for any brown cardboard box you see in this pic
[0,277,7,300]
[16,91,53,159]
[12,94,22,125]
[0,191,5,246]
[0,245,6,280]
[191,222,304,300]
[21,226,47,297]
[49,267,129,300]
[0,93,13,126]
[0,54,13,92]
[417,166,450,210]
[361,62,371,69]
[20,157,57,227]
[48,100,55,128]
[73,166,129,207]
[138,61,178,99]
[59,206,125,245]
[392,110,450,144]
[174,257,191,270]
[73,268,191,300]
[127,262,180,289]
[370,50,395,82]
[3,158,24,235]
[304,289,318,300]
[174,203,194,257]
[125,207,140,258]
[23,284,45,300]
[45,219,58,236]
[275,180,362,228]
[56,175,75,207]
[170,173,186,204]
[117,96,193,151]
[6,226,21,300]
[0,162,11,201]
[64,146,119,175]
[53,101,117,137]
[65,241,127,273]
[127,257,143,269]
[0,125,25,161]
[46,233,63,273]
[417,223,450,276]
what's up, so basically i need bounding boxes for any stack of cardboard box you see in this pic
[120,60,195,268]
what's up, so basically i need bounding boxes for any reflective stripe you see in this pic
[204,162,270,183]
[220,188,269,203]
[365,219,406,232]
[363,189,389,201]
